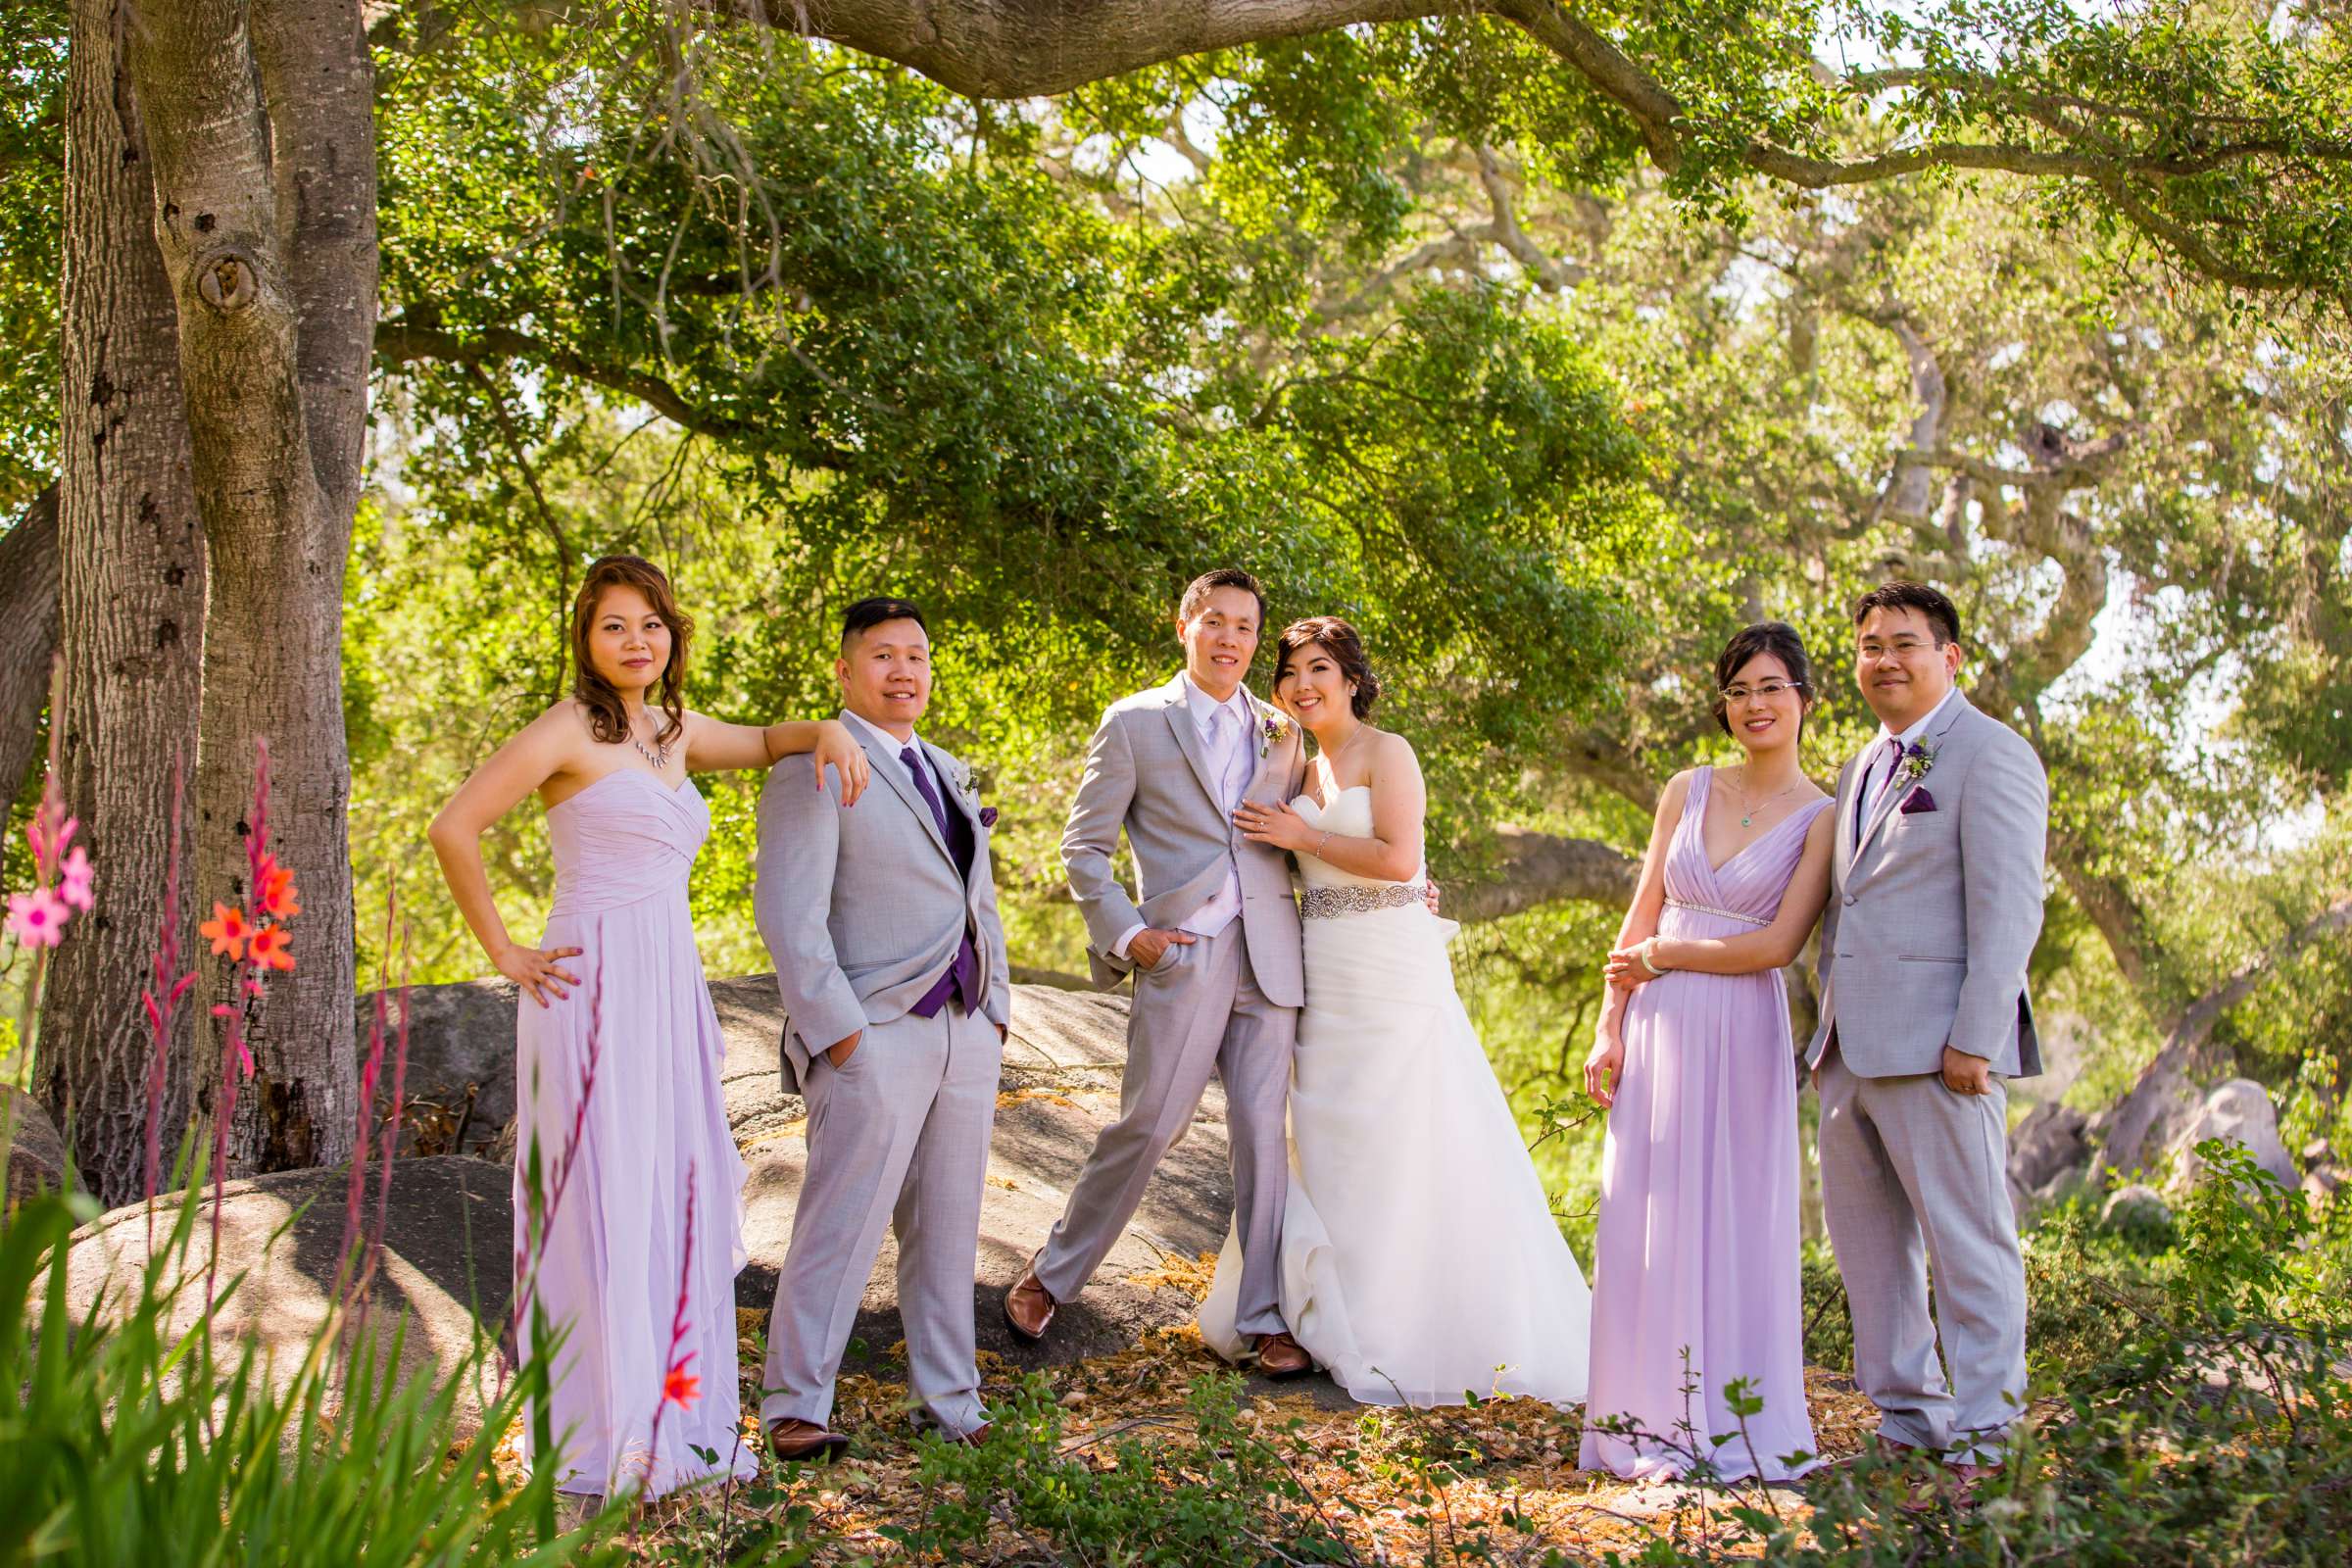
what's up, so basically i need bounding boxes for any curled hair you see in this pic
[1272,615,1381,719]
[1179,567,1266,628]
[570,556,692,747]
[1709,621,1813,738]
[1850,579,1961,646]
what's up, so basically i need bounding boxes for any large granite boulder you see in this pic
[4,1084,73,1203]
[73,981,1223,1432]
[64,1155,516,1430]
[2164,1078,2296,1196]
[2007,1100,2090,1200]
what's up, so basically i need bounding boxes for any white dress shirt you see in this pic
[844,708,926,778]
[1112,673,1256,959]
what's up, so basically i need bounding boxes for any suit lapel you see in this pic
[849,711,953,865]
[1238,700,1286,804]
[1851,694,1972,874]
[1833,756,1862,884]
[1159,677,1226,809]
[919,737,985,894]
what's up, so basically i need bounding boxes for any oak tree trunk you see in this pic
[0,484,62,802]
[121,0,375,1173]
[34,0,208,1208]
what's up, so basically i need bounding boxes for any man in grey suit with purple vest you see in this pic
[755,597,1011,1461]
[1810,580,2047,1495]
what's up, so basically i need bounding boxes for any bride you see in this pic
[1197,615,1590,1406]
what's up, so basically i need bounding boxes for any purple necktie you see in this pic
[901,746,979,1016]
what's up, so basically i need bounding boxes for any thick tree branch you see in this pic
[0,483,61,798]
[375,317,847,458]
[1446,825,1641,923]
[706,0,1452,97]
[1475,142,1587,291]
[2096,892,2352,1177]
[699,0,2343,302]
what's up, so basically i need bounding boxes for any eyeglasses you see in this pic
[1718,679,1806,704]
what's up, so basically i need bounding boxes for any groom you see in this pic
[1809,580,2046,1491]
[754,596,1011,1460]
[1004,568,1312,1376]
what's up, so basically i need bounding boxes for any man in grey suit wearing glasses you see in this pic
[1810,580,2047,1499]
[756,596,1011,1462]
[1004,568,1315,1378]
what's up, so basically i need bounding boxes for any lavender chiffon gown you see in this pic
[514,768,758,1496]
[1580,768,1831,1482]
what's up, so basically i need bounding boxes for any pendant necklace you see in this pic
[1730,766,1801,829]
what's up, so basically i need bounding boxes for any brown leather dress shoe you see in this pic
[765,1417,851,1464]
[1004,1256,1056,1342]
[947,1422,992,1447]
[1942,1460,1998,1508]
[1252,1331,1311,1379]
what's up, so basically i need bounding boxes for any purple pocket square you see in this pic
[978,806,999,828]
[1899,789,1937,814]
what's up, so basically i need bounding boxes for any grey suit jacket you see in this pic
[1808,693,2047,1079]
[755,714,1012,1094]
[1061,675,1307,1007]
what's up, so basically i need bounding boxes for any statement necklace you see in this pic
[1726,766,1802,829]
[630,710,675,773]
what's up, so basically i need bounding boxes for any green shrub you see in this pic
[1603,1141,2352,1566]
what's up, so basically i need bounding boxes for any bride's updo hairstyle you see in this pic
[1272,615,1382,719]
[571,555,695,747]
[1708,620,1814,738]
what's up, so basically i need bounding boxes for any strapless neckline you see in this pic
[1293,784,1372,813]
[553,766,698,810]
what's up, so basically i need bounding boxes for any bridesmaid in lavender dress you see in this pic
[429,555,870,1500]
[1579,622,1837,1482]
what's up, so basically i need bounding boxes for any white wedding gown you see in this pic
[1199,788,1592,1406]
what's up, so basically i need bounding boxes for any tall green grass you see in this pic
[0,1156,630,1566]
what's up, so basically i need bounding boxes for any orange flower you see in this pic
[256,854,302,920]
[662,1366,701,1409]
[249,922,295,972]
[200,903,252,960]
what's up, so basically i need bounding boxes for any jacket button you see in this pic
[1842,895,1858,907]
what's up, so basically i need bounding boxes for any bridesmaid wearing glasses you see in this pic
[430,555,871,1500]
[1579,622,1837,1482]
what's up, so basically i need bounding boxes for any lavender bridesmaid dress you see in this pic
[514,768,759,1496]
[1580,767,1831,1482]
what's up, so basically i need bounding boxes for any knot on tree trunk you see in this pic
[195,251,259,313]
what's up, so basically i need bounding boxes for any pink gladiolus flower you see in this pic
[6,886,72,948]
[59,845,94,912]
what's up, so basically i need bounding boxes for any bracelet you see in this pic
[1638,937,1665,977]
[1317,830,1333,856]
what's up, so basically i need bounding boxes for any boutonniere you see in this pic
[947,760,995,826]
[1256,705,1292,759]
[1898,740,1937,788]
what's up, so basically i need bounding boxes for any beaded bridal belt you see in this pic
[1664,897,1769,927]
[1299,882,1427,919]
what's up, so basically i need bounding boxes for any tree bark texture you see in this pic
[35,0,208,1208]
[122,0,376,1174]
[0,484,62,802]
